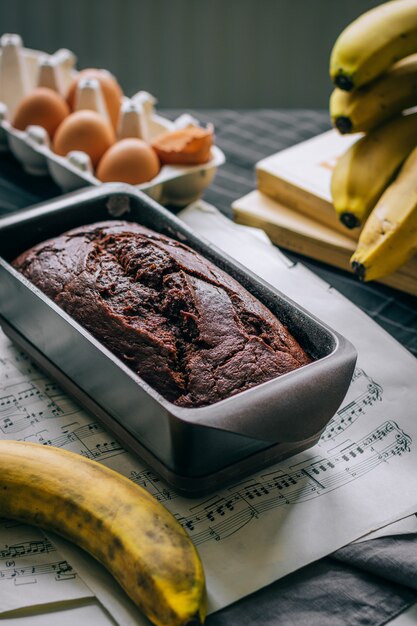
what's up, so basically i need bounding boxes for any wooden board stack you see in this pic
[232,129,417,296]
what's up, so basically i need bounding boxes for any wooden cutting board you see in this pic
[256,129,361,239]
[232,190,417,297]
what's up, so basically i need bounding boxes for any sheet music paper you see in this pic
[354,514,417,543]
[3,602,118,626]
[0,518,93,613]
[1,201,417,624]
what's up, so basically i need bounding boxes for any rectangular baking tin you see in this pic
[0,184,357,496]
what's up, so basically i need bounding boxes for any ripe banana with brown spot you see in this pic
[351,143,417,281]
[330,111,417,229]
[330,0,417,91]
[0,440,206,626]
[330,53,417,134]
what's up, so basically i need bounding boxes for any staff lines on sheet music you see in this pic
[0,347,81,435]
[24,422,125,461]
[321,368,383,442]
[177,421,411,545]
[0,385,76,435]
[129,469,177,502]
[0,560,75,582]
[0,539,55,560]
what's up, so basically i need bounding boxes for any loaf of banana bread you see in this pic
[13,221,312,407]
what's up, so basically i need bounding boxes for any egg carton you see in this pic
[0,34,225,207]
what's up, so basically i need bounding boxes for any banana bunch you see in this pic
[329,0,417,281]
[352,144,417,281]
[0,440,206,626]
[330,54,417,135]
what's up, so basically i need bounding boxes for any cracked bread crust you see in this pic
[13,221,312,407]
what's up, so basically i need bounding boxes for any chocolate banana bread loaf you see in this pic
[13,221,312,407]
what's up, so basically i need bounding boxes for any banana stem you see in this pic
[351,261,366,280]
[340,212,361,229]
[334,116,353,134]
[334,74,354,91]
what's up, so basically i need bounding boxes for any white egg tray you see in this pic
[0,34,225,207]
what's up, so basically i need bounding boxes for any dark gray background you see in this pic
[0,0,382,108]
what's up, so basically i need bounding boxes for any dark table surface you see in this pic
[1,109,417,625]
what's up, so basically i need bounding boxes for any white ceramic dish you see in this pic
[0,34,225,206]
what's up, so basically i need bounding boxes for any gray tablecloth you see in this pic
[1,109,417,625]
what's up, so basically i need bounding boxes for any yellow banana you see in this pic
[0,440,206,626]
[330,111,417,229]
[330,0,417,91]
[351,143,417,281]
[330,54,417,134]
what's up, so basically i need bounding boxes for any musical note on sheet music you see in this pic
[0,379,79,435]
[129,469,177,502]
[0,560,75,582]
[24,422,124,461]
[321,368,382,441]
[0,538,55,559]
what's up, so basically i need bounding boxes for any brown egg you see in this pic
[12,87,70,138]
[96,138,160,184]
[53,110,115,167]
[66,69,123,130]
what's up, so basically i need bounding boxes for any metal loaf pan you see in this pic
[0,184,357,496]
